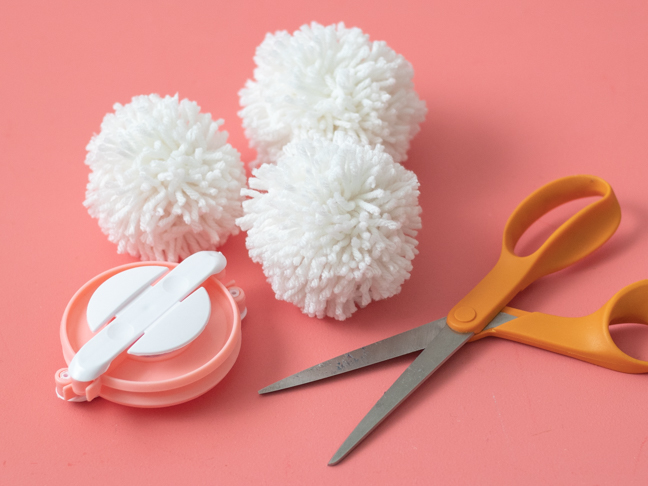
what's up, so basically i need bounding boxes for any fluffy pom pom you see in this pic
[84,94,247,262]
[237,134,422,320]
[239,22,427,167]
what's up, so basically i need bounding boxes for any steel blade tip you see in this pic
[258,384,277,395]
[328,448,349,466]
[328,438,359,466]
[258,381,288,394]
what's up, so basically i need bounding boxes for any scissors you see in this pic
[259,174,648,465]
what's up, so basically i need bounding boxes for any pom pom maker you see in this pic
[54,251,246,407]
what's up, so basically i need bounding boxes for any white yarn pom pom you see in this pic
[237,134,422,320]
[239,22,427,168]
[84,94,247,262]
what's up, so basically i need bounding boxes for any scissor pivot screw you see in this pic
[454,306,476,323]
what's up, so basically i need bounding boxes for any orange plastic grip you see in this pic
[447,175,621,334]
[471,281,648,373]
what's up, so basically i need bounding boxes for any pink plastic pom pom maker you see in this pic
[54,251,246,408]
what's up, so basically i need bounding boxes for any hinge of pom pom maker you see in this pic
[55,251,247,402]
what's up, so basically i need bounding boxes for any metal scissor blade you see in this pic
[329,323,473,466]
[259,318,448,394]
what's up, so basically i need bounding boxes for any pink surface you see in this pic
[1,1,648,484]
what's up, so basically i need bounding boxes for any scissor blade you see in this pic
[259,318,448,394]
[329,323,473,466]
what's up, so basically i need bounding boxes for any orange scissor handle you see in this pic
[471,281,648,373]
[447,175,621,334]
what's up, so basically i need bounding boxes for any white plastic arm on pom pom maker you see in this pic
[68,251,227,384]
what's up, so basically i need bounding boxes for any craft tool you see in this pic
[55,251,246,407]
[260,175,648,465]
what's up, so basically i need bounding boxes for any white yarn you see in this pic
[237,134,422,320]
[84,94,247,262]
[239,22,427,167]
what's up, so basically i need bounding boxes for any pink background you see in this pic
[2,1,648,484]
